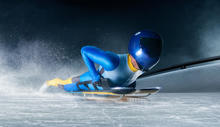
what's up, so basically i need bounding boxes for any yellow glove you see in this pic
[46,78,72,87]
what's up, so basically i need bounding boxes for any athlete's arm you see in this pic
[81,46,119,82]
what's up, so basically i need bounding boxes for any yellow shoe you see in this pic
[46,78,73,87]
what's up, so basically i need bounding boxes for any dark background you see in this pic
[0,0,220,72]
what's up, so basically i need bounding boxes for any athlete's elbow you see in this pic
[81,46,90,55]
[81,46,96,55]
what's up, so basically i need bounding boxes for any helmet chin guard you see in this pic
[128,30,162,71]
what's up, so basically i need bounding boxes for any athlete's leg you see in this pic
[62,78,79,92]
[63,72,91,91]
[47,71,103,92]
[63,71,103,92]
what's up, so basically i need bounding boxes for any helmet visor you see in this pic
[135,38,162,71]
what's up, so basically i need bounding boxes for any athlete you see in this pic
[46,30,162,92]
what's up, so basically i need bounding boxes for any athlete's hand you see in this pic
[92,74,101,83]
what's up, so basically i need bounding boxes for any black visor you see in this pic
[140,38,162,58]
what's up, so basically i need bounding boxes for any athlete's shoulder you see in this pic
[117,53,128,58]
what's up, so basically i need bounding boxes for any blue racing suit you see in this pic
[63,46,143,92]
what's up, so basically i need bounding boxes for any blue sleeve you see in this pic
[81,46,119,82]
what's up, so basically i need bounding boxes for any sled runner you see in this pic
[68,86,161,98]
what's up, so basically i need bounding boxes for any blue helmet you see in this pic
[128,30,162,71]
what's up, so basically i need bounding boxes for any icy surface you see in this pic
[0,93,220,127]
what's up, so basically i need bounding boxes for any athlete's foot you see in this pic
[46,78,61,87]
[46,78,73,87]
